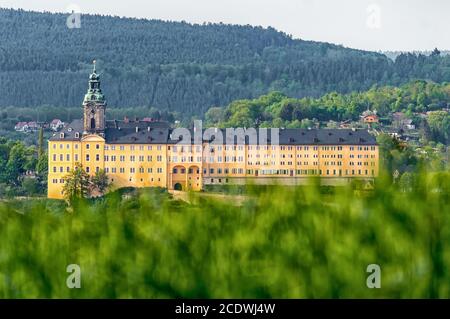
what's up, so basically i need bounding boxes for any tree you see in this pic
[62,163,90,202]
[205,107,225,126]
[91,169,110,196]
[37,127,44,159]
[399,172,415,192]
[21,177,39,196]
[279,101,294,121]
[5,143,28,186]
[427,111,450,144]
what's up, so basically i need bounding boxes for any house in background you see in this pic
[50,119,64,131]
[361,110,379,124]
[14,122,29,132]
[14,121,39,132]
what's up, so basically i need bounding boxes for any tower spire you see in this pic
[83,61,106,135]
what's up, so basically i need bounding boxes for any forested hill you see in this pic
[1,8,450,118]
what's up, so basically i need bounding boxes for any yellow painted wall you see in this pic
[48,136,379,199]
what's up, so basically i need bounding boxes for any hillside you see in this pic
[1,8,450,118]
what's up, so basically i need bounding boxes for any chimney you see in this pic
[147,126,150,132]
[136,127,139,133]
[124,116,129,123]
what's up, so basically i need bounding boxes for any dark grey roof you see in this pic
[49,119,83,141]
[172,128,377,145]
[284,129,377,145]
[50,120,377,146]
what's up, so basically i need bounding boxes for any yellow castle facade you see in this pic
[48,65,379,199]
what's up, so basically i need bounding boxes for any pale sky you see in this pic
[1,0,449,51]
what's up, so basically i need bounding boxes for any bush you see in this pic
[0,172,449,298]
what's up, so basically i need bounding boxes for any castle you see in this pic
[47,63,379,199]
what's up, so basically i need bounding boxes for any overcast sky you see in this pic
[1,0,449,51]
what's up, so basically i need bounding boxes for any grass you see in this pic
[0,172,449,298]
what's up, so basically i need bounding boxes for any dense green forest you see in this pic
[1,8,450,118]
[206,80,450,144]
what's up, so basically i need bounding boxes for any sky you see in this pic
[0,0,449,52]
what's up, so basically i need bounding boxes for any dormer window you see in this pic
[75,132,80,138]
[60,133,65,139]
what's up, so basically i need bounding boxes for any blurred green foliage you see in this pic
[0,171,449,298]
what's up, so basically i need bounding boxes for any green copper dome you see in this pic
[83,60,106,104]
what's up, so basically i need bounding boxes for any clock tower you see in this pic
[83,60,106,135]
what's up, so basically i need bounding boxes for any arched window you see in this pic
[90,118,96,129]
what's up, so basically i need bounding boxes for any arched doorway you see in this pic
[174,183,183,191]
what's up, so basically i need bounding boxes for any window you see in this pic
[86,154,90,161]
[86,144,90,149]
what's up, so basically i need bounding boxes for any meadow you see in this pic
[0,172,449,298]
